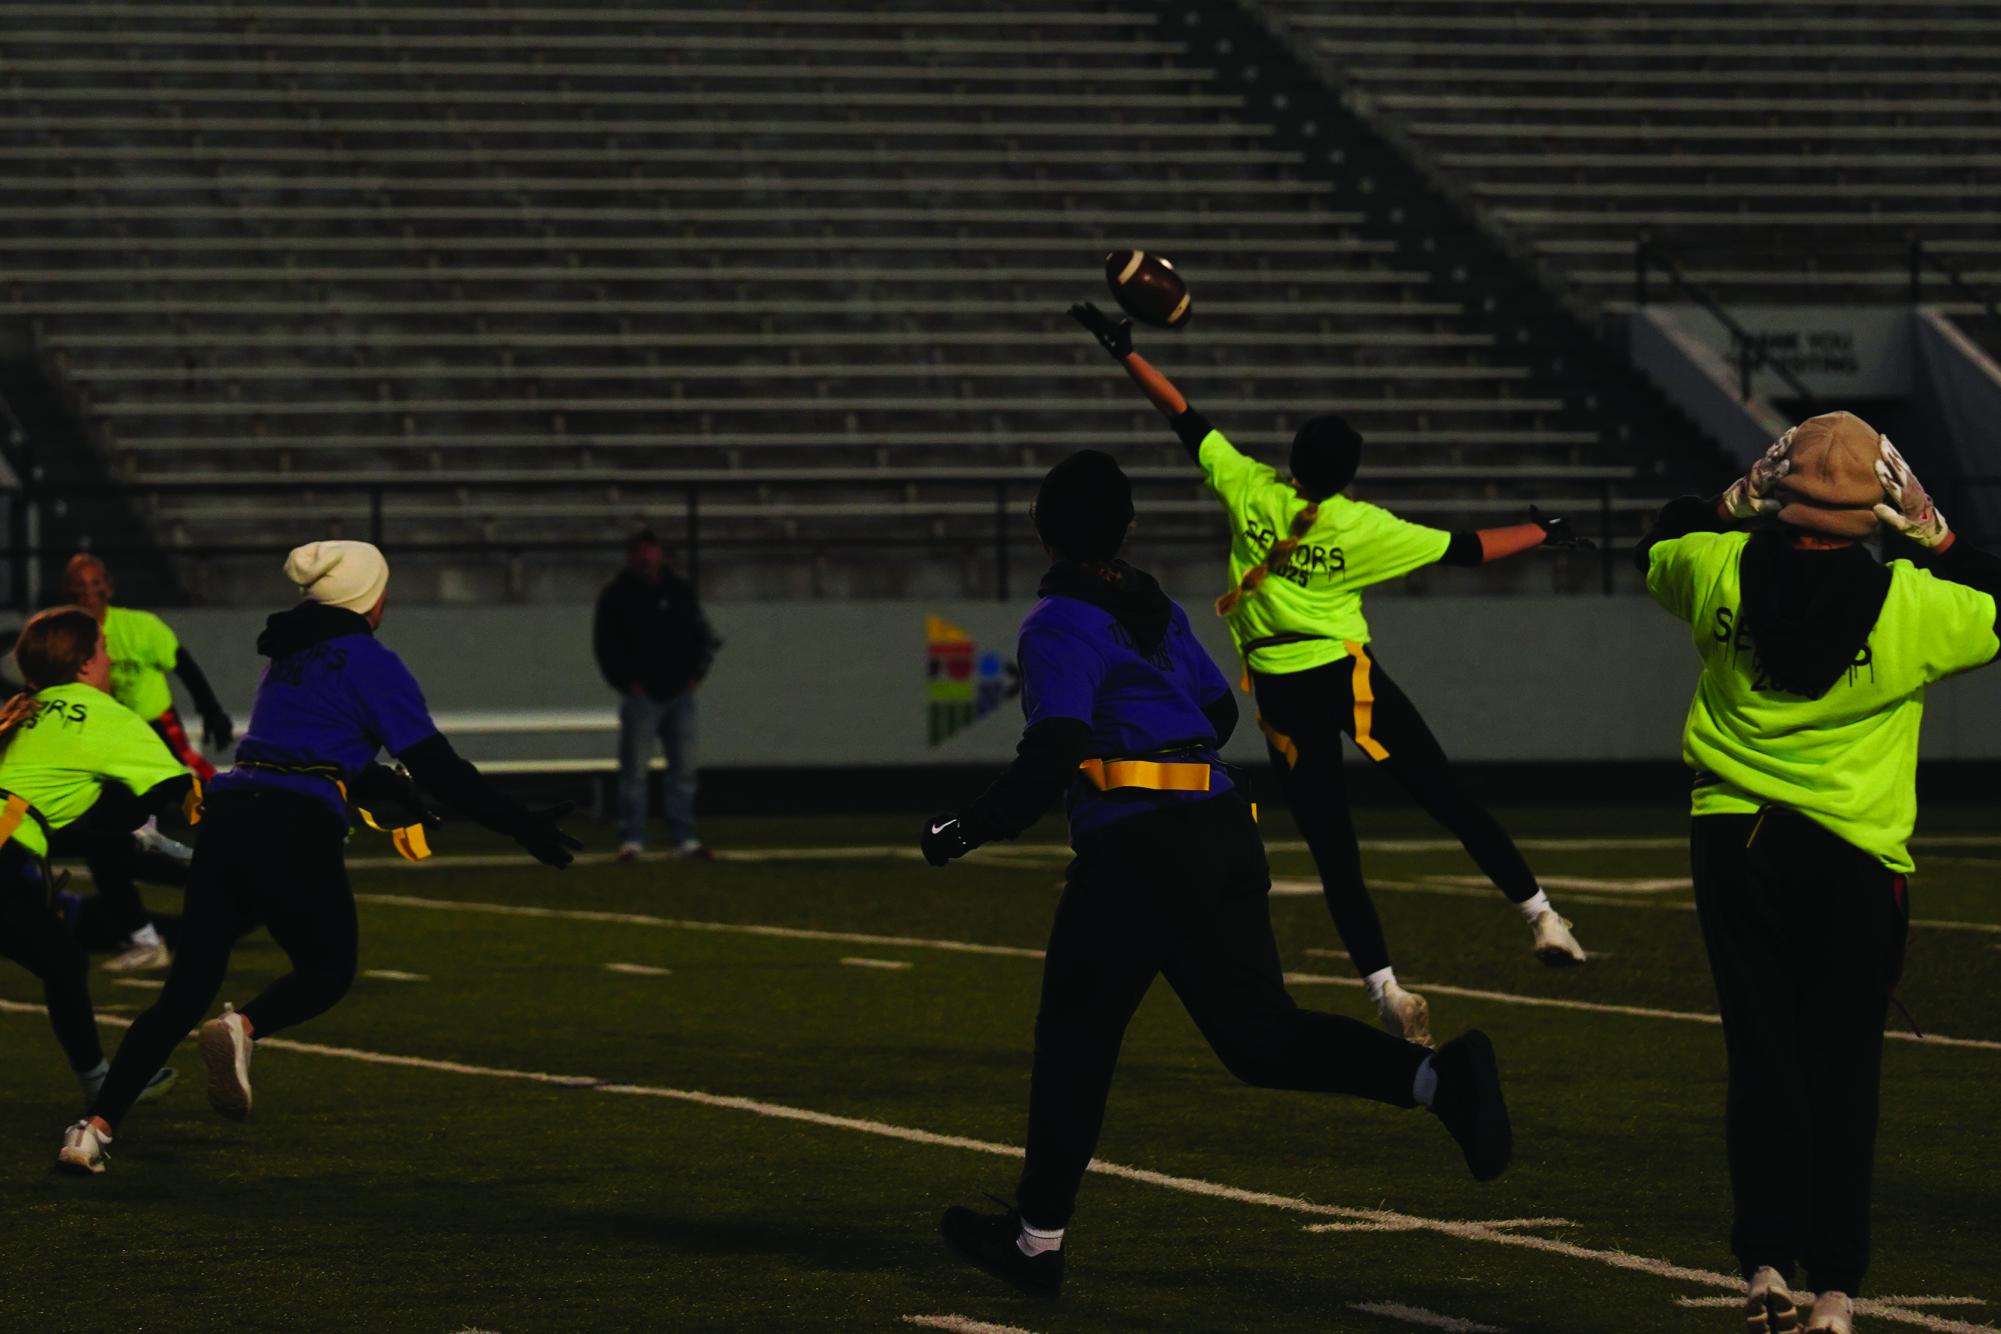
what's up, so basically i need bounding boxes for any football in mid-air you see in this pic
[1103,249,1191,329]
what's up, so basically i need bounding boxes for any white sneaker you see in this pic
[616,840,643,863]
[1376,981,1433,1047]
[199,1004,254,1120]
[1530,911,1587,967]
[673,838,715,862]
[1745,1266,1800,1333]
[102,925,172,973]
[57,1119,111,1175]
[132,816,194,864]
[1805,1291,1853,1334]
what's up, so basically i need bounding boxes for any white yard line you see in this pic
[350,892,2001,1054]
[1306,1217,1572,1234]
[840,957,914,971]
[0,997,1990,1332]
[1348,1302,1504,1333]
[361,969,429,983]
[110,978,164,990]
[900,1316,1038,1334]
[603,962,672,977]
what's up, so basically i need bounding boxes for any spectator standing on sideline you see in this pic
[593,530,720,862]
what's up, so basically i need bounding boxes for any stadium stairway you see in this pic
[0,0,1724,603]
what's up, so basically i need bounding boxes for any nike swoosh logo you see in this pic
[929,821,956,836]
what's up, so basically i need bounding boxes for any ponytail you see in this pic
[0,607,101,752]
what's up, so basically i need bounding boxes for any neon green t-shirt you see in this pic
[101,605,180,721]
[1647,530,1999,872]
[1199,426,1451,673]
[0,682,186,857]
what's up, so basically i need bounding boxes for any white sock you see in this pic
[1363,966,1397,1006]
[128,922,164,949]
[76,1058,109,1097]
[1411,1056,1439,1109]
[1016,1222,1064,1257]
[1516,889,1552,923]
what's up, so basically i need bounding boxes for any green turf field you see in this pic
[2,806,1997,1333]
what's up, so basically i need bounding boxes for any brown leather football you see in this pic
[1103,249,1191,329]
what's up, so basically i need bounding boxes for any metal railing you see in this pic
[1633,234,1818,406]
[0,469,1649,605]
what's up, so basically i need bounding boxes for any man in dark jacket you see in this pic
[593,530,720,861]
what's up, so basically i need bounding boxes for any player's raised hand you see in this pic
[1873,435,1952,549]
[1721,426,1795,521]
[514,801,584,870]
[1069,302,1134,361]
[1529,505,1596,551]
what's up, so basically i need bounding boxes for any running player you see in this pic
[59,540,581,1174]
[0,608,182,1110]
[921,451,1511,1297]
[1639,415,2001,1334]
[61,553,234,972]
[1070,303,1587,1044]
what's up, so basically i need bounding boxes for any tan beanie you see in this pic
[284,540,389,614]
[1772,410,1884,539]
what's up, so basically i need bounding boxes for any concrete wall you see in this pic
[160,593,2001,767]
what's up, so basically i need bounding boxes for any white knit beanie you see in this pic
[284,540,389,614]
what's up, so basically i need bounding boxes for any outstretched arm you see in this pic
[1070,302,1201,446]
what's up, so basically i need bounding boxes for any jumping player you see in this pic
[61,553,234,972]
[921,451,1511,1297]
[59,540,581,1174]
[1639,415,2001,1334]
[0,608,183,1110]
[1070,303,1587,1044]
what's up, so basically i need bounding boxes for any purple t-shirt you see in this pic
[210,632,439,823]
[1018,593,1235,839]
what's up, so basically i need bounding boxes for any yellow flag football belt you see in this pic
[1077,757,1214,793]
[0,790,52,853]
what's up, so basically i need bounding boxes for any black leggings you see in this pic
[1252,647,1539,976]
[1691,811,1903,1297]
[93,788,358,1129]
[1016,797,1428,1229]
[0,843,103,1073]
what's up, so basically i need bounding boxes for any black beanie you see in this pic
[1033,449,1133,561]
[1289,414,1364,499]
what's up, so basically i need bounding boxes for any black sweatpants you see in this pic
[1015,795,1429,1229]
[1691,810,1906,1297]
[47,817,186,943]
[0,843,103,1073]
[1252,647,1539,976]
[93,788,359,1129]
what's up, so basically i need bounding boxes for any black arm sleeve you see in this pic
[1634,494,1731,574]
[1170,408,1214,462]
[960,717,1092,844]
[1438,531,1483,568]
[1924,541,2001,630]
[397,732,530,836]
[82,774,195,835]
[172,647,225,719]
[1201,689,1239,748]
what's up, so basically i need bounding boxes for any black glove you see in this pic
[514,801,584,870]
[920,813,976,868]
[201,710,234,752]
[1531,505,1596,552]
[349,763,439,829]
[1069,301,1134,360]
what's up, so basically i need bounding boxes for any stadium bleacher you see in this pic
[0,0,1687,601]
[1263,0,2001,315]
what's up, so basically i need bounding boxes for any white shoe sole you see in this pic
[102,945,173,973]
[55,1145,105,1175]
[1749,1294,1800,1333]
[199,1019,252,1120]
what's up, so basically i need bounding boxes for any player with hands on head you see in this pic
[922,451,1512,1300]
[60,540,581,1175]
[1635,412,2001,1334]
[1070,300,1588,1047]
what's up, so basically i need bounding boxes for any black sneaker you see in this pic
[939,1203,1063,1299]
[1429,1029,1512,1181]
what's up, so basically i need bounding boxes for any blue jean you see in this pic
[617,689,698,846]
